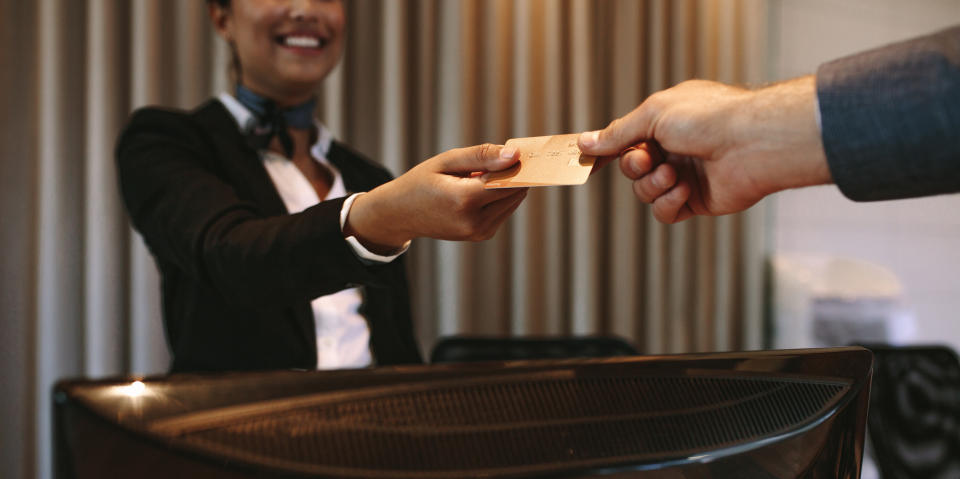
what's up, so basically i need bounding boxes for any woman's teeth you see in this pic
[281,36,322,48]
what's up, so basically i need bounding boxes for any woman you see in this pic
[116,0,527,372]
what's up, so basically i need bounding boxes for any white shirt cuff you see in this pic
[340,192,409,264]
[813,88,823,133]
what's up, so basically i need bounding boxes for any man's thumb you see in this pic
[578,103,655,156]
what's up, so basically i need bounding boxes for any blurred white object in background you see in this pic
[771,254,916,349]
[770,254,916,479]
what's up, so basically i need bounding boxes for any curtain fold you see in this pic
[0,1,769,477]
[0,0,38,476]
[83,0,129,378]
[34,1,87,478]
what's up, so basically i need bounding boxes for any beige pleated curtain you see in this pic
[0,1,769,477]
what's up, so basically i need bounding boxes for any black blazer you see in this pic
[116,99,423,372]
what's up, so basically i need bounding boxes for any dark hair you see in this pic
[206,0,230,6]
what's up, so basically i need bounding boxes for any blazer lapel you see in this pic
[192,101,289,217]
[327,142,378,194]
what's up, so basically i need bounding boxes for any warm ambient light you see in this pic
[120,380,146,398]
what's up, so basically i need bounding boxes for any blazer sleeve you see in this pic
[116,107,394,309]
[817,25,960,201]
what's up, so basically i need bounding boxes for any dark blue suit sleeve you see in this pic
[817,25,960,201]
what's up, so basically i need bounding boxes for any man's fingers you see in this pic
[590,155,617,175]
[578,101,658,156]
[651,181,694,224]
[631,163,677,203]
[436,143,520,174]
[619,142,664,180]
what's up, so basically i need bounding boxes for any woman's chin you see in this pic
[245,67,333,103]
[268,80,322,104]
[280,66,335,89]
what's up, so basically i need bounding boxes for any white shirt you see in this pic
[218,93,408,369]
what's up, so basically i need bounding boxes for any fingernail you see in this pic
[580,130,600,148]
[500,145,518,160]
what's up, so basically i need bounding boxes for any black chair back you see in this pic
[861,344,960,479]
[430,336,638,363]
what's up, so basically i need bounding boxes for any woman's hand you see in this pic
[344,144,528,253]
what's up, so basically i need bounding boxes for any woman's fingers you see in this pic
[481,188,527,220]
[435,143,519,174]
[466,182,526,206]
[477,189,528,239]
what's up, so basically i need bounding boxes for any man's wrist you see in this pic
[748,75,833,193]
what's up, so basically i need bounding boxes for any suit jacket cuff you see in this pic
[817,25,960,202]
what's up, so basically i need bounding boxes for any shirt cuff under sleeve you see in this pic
[340,192,409,264]
[813,90,823,134]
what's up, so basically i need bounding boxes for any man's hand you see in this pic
[344,144,527,253]
[579,76,832,223]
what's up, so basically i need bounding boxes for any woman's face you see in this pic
[211,0,345,105]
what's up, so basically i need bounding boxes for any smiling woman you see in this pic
[208,0,345,105]
[113,0,528,373]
